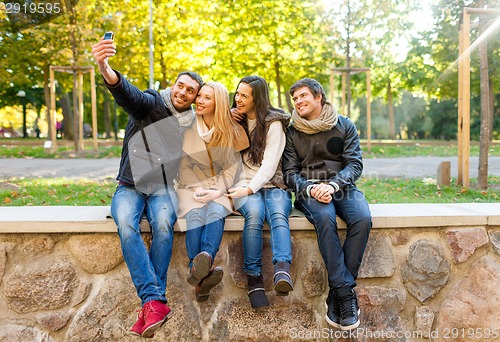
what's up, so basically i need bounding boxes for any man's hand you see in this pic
[225,186,253,199]
[230,107,245,122]
[310,183,335,204]
[91,39,119,85]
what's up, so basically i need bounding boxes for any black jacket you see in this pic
[106,71,189,189]
[282,115,363,198]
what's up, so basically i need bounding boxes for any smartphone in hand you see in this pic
[103,32,114,41]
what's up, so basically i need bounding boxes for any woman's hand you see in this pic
[225,186,253,199]
[230,108,245,122]
[193,188,222,203]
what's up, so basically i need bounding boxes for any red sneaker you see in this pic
[141,300,173,338]
[130,308,145,336]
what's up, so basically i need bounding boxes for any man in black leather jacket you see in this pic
[92,38,203,338]
[283,78,372,331]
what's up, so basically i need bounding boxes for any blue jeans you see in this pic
[234,188,292,277]
[295,185,372,290]
[185,201,229,267]
[111,184,178,306]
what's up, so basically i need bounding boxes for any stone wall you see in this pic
[1,225,500,342]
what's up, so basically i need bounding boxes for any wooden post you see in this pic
[366,71,371,153]
[457,24,463,184]
[477,17,490,189]
[332,67,371,152]
[90,69,98,152]
[437,161,451,186]
[462,9,471,189]
[49,67,57,153]
[49,66,98,155]
[73,72,83,153]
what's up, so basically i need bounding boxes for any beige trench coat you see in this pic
[176,122,249,217]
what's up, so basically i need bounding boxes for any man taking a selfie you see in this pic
[92,36,203,338]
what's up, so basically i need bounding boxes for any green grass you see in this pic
[1,176,499,206]
[358,176,500,204]
[1,178,116,206]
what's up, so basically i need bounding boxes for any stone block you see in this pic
[437,161,450,186]
[4,258,77,313]
[445,227,489,263]
[489,230,500,255]
[415,306,434,338]
[402,239,450,303]
[67,234,123,274]
[435,256,500,342]
[358,233,395,278]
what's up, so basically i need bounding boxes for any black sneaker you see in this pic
[324,288,341,328]
[247,274,269,310]
[336,286,360,330]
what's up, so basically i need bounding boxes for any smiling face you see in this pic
[170,75,201,111]
[292,86,323,121]
[195,85,216,118]
[234,82,256,119]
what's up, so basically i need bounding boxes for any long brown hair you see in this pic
[231,76,285,165]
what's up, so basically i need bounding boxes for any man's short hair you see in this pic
[289,78,327,106]
[175,71,204,90]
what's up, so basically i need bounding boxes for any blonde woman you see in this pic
[177,82,249,302]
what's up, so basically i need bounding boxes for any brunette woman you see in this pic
[226,76,293,309]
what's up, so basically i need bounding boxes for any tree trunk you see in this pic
[477,23,489,190]
[73,74,81,153]
[274,60,282,108]
[489,78,494,142]
[345,0,352,118]
[285,92,293,114]
[43,65,53,139]
[60,93,73,140]
[387,81,395,139]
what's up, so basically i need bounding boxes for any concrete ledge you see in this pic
[1,203,500,233]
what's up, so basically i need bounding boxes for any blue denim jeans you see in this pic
[234,188,292,276]
[295,185,372,290]
[111,184,178,306]
[185,201,229,267]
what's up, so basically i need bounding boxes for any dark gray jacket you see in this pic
[106,71,188,189]
[282,115,363,198]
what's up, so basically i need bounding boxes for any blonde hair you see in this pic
[203,82,240,148]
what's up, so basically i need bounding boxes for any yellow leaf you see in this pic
[4,197,12,203]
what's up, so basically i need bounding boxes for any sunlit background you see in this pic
[1,0,499,142]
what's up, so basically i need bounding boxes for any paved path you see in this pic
[1,156,500,180]
[363,156,500,179]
